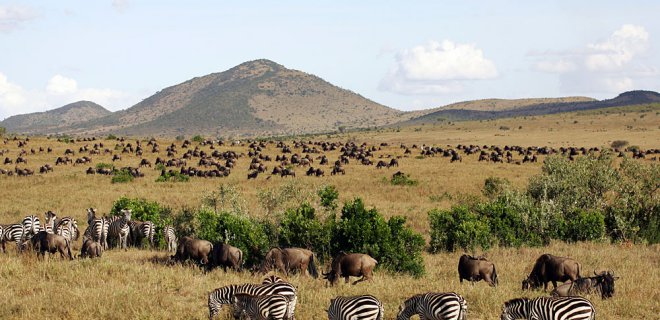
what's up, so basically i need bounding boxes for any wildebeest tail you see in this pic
[492,263,498,286]
[308,253,319,278]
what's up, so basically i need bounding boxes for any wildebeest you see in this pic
[522,254,581,291]
[458,254,498,287]
[80,239,103,258]
[322,252,377,286]
[29,231,73,260]
[258,247,319,278]
[551,270,618,299]
[210,242,243,271]
[172,236,213,266]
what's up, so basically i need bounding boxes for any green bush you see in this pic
[155,171,190,183]
[390,172,418,186]
[105,134,117,140]
[110,197,172,248]
[428,206,491,253]
[331,198,425,277]
[111,169,134,184]
[192,135,204,143]
[317,185,339,211]
[482,177,510,199]
[278,203,331,259]
[565,210,605,242]
[96,162,113,170]
[610,140,629,149]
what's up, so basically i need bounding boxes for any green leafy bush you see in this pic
[105,134,117,140]
[278,203,331,259]
[482,177,510,199]
[192,135,204,143]
[96,162,113,170]
[428,206,491,253]
[390,172,418,186]
[564,209,605,242]
[111,169,134,184]
[317,185,339,211]
[155,171,190,183]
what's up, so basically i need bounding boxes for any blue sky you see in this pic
[1,1,659,119]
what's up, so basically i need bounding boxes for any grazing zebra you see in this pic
[501,297,595,320]
[21,215,41,241]
[262,274,286,285]
[108,209,132,250]
[397,292,467,320]
[1,224,24,252]
[84,208,108,249]
[327,295,384,320]
[208,282,297,320]
[130,220,155,248]
[231,293,291,320]
[163,225,177,252]
[55,217,79,242]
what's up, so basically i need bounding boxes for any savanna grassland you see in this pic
[0,104,658,319]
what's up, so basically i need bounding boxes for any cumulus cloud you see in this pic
[0,73,142,119]
[531,24,656,94]
[0,5,37,33]
[112,0,130,13]
[380,40,498,95]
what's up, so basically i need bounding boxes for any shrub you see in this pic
[390,172,418,186]
[610,140,629,149]
[155,171,189,183]
[317,185,339,211]
[482,177,510,199]
[0,126,6,137]
[213,210,273,266]
[331,198,425,277]
[110,197,172,248]
[428,206,491,253]
[278,203,331,259]
[105,134,117,140]
[499,126,510,131]
[192,135,204,143]
[564,210,605,242]
[96,163,114,170]
[111,169,134,184]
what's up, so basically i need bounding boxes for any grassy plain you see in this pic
[0,104,658,319]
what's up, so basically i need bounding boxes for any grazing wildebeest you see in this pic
[210,242,243,271]
[552,270,618,299]
[322,252,377,286]
[259,247,319,278]
[30,231,73,260]
[80,239,103,258]
[172,236,213,266]
[522,253,581,291]
[458,254,498,287]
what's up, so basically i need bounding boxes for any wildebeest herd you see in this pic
[1,207,616,319]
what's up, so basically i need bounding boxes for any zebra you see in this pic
[163,225,177,252]
[208,282,297,320]
[327,295,384,320]
[55,217,79,242]
[21,214,41,241]
[262,274,286,285]
[231,293,291,320]
[1,224,24,252]
[43,211,57,233]
[500,297,595,320]
[397,292,467,320]
[129,220,155,248]
[84,208,108,249]
[108,209,132,250]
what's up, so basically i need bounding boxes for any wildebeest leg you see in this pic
[552,281,558,290]
[352,276,367,285]
[484,274,495,287]
[345,276,350,284]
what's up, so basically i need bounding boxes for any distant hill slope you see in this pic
[66,59,404,137]
[0,101,111,134]
[401,90,660,125]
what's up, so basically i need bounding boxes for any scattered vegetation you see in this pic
[110,169,134,184]
[95,162,114,170]
[155,171,190,183]
[389,172,418,186]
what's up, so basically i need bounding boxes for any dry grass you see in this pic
[0,106,658,319]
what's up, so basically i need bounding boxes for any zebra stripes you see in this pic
[84,208,108,249]
[397,292,467,320]
[163,226,177,252]
[501,297,595,320]
[1,224,23,252]
[21,215,41,241]
[43,211,57,233]
[232,293,290,320]
[208,282,297,320]
[108,209,132,250]
[327,295,384,320]
[55,217,79,242]
[130,220,155,248]
[262,274,286,285]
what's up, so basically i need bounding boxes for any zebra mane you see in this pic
[503,297,529,307]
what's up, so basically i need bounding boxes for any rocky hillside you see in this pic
[0,101,111,135]
[65,59,404,137]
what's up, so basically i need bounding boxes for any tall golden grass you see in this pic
[0,105,658,319]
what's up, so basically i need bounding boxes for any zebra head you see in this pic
[500,298,529,320]
[86,208,97,224]
[121,209,132,221]
[396,294,420,320]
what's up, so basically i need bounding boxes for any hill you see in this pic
[65,59,405,137]
[401,90,660,125]
[0,101,111,134]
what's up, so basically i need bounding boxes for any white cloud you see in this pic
[381,40,497,95]
[0,73,143,119]
[531,24,656,95]
[0,5,37,33]
[112,0,130,13]
[47,75,78,95]
[585,24,649,71]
